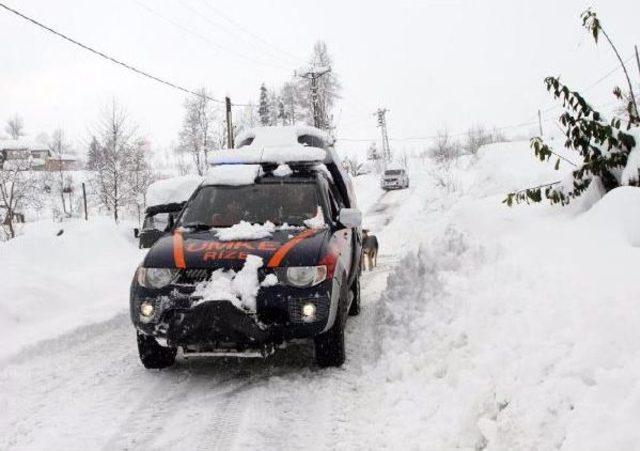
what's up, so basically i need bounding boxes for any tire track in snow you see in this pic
[1,177,422,450]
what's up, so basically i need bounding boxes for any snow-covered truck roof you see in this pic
[206,126,357,208]
[146,174,203,208]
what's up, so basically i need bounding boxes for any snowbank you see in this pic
[472,140,576,196]
[146,175,202,207]
[360,145,640,448]
[0,218,143,360]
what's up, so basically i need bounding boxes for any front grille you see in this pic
[174,268,211,285]
[173,268,274,286]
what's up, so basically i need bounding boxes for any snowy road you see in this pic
[0,174,421,450]
[5,150,639,449]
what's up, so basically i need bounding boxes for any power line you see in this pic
[132,0,291,72]
[190,0,304,67]
[339,119,547,143]
[0,1,255,107]
[537,55,634,117]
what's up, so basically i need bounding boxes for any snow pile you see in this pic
[0,217,143,360]
[577,186,640,246]
[192,255,265,312]
[215,221,276,241]
[205,164,261,186]
[471,140,576,196]
[146,175,202,207]
[272,164,293,177]
[359,144,640,449]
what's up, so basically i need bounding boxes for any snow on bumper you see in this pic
[130,280,333,345]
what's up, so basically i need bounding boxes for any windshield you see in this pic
[385,170,403,176]
[178,183,321,228]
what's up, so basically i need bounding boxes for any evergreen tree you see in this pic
[258,84,270,126]
[278,99,287,125]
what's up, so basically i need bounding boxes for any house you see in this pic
[0,139,51,170]
[45,155,79,171]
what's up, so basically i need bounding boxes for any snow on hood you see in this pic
[204,164,262,185]
[192,254,265,312]
[146,175,202,207]
[215,221,276,241]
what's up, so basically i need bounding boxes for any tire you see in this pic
[137,332,176,369]
[348,276,361,316]
[314,281,347,367]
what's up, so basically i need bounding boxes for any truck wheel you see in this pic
[314,283,347,367]
[137,332,176,369]
[348,276,361,316]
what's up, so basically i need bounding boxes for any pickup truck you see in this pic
[130,126,362,368]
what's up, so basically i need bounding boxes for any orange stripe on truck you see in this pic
[173,231,186,269]
[267,229,318,268]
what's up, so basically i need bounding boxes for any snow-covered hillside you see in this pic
[1,141,639,449]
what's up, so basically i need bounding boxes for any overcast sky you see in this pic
[1,0,638,154]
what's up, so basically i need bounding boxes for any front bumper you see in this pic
[381,180,402,188]
[130,279,333,347]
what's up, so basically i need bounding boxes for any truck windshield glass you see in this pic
[178,183,320,228]
[385,170,403,176]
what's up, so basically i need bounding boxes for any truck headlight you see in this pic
[285,266,327,287]
[137,267,176,289]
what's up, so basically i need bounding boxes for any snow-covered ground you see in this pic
[1,142,639,450]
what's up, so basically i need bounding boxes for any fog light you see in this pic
[140,300,155,317]
[301,303,316,322]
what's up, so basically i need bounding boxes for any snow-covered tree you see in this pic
[234,104,258,137]
[296,41,341,130]
[505,10,639,206]
[48,128,73,216]
[367,142,383,173]
[88,101,139,222]
[277,99,287,125]
[258,84,270,126]
[129,138,155,225]
[177,88,219,175]
[4,115,25,140]
[280,81,304,125]
[464,125,506,155]
[428,129,461,162]
[0,158,41,239]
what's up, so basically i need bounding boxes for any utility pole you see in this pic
[225,96,234,149]
[538,109,544,136]
[82,182,88,220]
[635,45,640,82]
[296,66,332,129]
[374,108,392,162]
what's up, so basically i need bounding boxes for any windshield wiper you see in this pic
[182,222,212,231]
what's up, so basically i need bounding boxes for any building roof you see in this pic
[0,138,48,151]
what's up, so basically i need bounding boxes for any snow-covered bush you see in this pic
[505,9,639,206]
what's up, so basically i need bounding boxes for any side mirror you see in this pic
[133,228,140,238]
[338,208,362,228]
